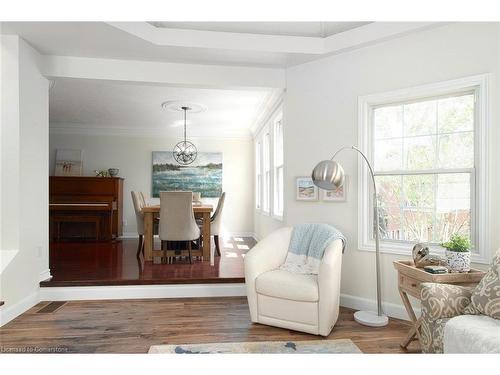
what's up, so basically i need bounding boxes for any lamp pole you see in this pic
[313,145,387,326]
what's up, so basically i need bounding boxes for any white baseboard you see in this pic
[39,269,52,282]
[1,285,413,327]
[40,283,247,301]
[340,293,419,321]
[0,292,40,327]
[120,232,258,240]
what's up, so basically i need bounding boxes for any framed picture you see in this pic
[152,151,222,198]
[296,176,318,201]
[55,149,83,176]
[321,176,347,202]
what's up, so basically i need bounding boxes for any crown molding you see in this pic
[49,123,253,140]
[108,22,324,55]
[250,90,284,137]
[107,22,443,57]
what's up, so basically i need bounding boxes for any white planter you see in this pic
[446,250,471,272]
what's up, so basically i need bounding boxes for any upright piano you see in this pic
[49,176,124,241]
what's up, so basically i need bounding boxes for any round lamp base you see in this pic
[354,310,389,327]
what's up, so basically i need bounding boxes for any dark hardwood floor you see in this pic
[42,236,254,287]
[0,297,420,354]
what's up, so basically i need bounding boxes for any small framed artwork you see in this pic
[296,177,319,201]
[55,149,83,176]
[321,176,347,202]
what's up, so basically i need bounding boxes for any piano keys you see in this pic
[49,176,124,241]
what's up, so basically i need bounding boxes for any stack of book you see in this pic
[423,265,448,274]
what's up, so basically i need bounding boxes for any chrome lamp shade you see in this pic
[311,160,345,190]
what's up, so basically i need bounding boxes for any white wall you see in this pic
[282,23,499,314]
[1,36,49,325]
[49,132,255,236]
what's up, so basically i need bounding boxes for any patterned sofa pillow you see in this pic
[464,249,500,319]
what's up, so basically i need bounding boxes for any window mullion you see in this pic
[374,168,474,176]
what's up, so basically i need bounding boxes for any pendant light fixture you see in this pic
[173,106,197,165]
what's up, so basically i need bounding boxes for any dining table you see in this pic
[142,203,214,263]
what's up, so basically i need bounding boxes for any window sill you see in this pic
[272,214,284,222]
[258,210,271,217]
[358,240,490,265]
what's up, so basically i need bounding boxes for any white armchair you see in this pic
[244,227,343,336]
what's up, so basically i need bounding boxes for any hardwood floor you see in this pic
[42,236,254,286]
[0,297,420,354]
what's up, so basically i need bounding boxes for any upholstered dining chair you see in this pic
[159,191,201,264]
[196,192,225,259]
[131,191,145,257]
[138,191,147,206]
[211,192,226,256]
[244,226,344,336]
[132,191,159,257]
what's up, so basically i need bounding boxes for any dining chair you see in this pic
[211,192,226,256]
[197,192,225,258]
[132,191,159,257]
[131,191,146,257]
[138,191,147,206]
[159,191,201,264]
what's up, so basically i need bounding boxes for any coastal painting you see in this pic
[296,177,318,201]
[152,151,223,198]
[321,176,347,202]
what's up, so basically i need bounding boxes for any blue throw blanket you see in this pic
[280,223,346,275]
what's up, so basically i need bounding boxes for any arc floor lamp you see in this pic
[311,145,388,327]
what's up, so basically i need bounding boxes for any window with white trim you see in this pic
[359,75,489,262]
[255,141,262,209]
[262,130,271,214]
[273,116,284,217]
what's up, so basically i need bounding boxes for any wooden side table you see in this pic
[393,260,485,349]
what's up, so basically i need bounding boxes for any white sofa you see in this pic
[244,227,343,336]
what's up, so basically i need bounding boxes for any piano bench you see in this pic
[50,215,102,241]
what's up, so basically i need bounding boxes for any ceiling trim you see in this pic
[323,22,444,56]
[49,123,253,140]
[41,55,285,89]
[107,22,324,55]
[107,22,443,57]
[250,89,284,136]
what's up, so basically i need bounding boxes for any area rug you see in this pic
[148,339,362,354]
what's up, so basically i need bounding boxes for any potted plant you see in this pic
[441,234,471,273]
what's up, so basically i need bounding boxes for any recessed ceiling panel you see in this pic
[49,78,277,138]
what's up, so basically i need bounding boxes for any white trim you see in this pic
[251,92,285,137]
[39,283,246,302]
[323,22,442,57]
[357,74,491,264]
[121,232,257,240]
[107,22,441,57]
[49,124,253,140]
[42,55,285,89]
[254,105,284,219]
[39,269,52,282]
[108,22,325,55]
[0,292,40,327]
[339,293,418,322]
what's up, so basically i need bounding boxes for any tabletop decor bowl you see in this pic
[108,168,119,177]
